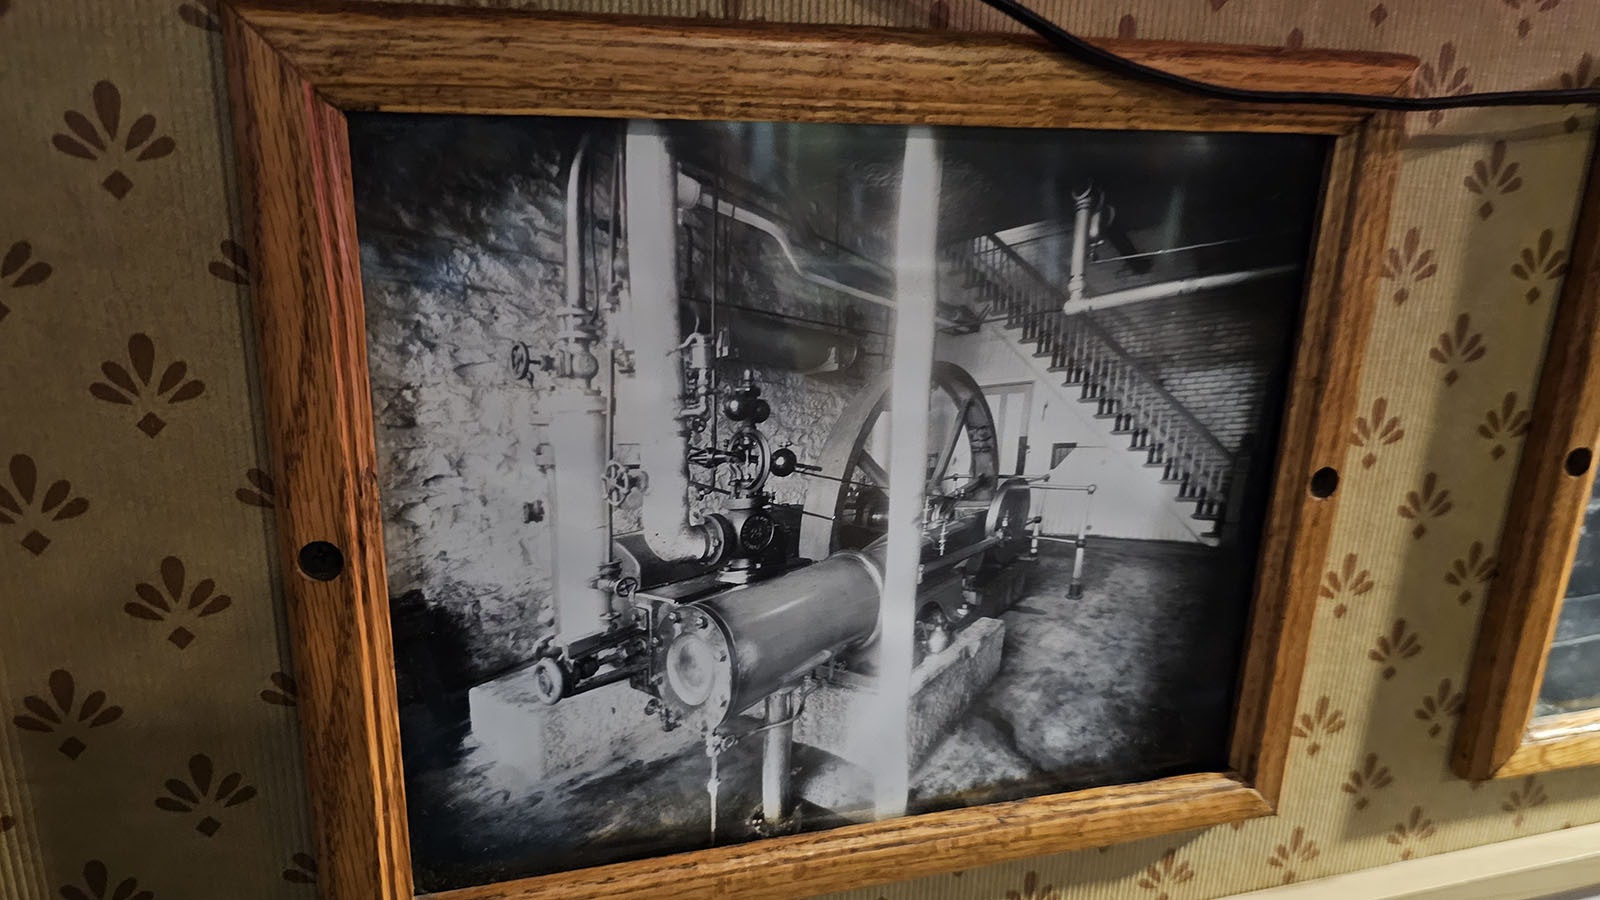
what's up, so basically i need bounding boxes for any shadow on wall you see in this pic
[350,114,609,687]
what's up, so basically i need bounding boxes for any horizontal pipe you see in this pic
[1067,264,1298,313]
[678,174,959,328]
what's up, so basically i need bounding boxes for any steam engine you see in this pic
[513,120,1035,830]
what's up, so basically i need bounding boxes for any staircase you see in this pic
[944,234,1239,538]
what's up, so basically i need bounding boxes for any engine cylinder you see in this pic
[657,545,884,727]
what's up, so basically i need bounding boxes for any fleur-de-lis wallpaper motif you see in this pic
[0,453,89,556]
[1291,696,1346,756]
[1444,541,1496,605]
[1266,827,1319,884]
[234,467,275,508]
[1350,398,1404,468]
[125,556,232,650]
[1135,848,1194,900]
[1502,776,1548,827]
[1319,553,1374,618]
[259,672,297,707]
[1398,472,1454,538]
[50,81,176,199]
[1463,141,1523,219]
[1414,678,1465,738]
[1477,392,1531,460]
[208,239,250,284]
[59,860,154,900]
[1387,806,1437,859]
[0,240,53,323]
[1415,43,1472,127]
[1559,52,1599,130]
[12,669,123,760]
[1429,314,1487,385]
[1561,51,1598,89]
[1003,871,1060,900]
[1369,619,1423,679]
[5,2,1600,898]
[1503,0,1561,37]
[1510,228,1569,303]
[1380,227,1437,306]
[178,0,220,31]
[89,333,206,437]
[1341,752,1394,810]
[154,753,257,837]
[282,852,317,885]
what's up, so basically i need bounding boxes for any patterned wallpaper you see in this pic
[0,0,1598,898]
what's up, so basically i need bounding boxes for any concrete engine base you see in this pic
[793,615,1006,820]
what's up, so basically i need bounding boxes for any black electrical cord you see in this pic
[977,0,1600,111]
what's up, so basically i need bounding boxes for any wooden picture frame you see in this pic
[219,3,1410,897]
[1454,142,1600,781]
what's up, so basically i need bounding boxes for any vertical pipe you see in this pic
[1069,528,1087,599]
[623,120,712,562]
[564,136,590,311]
[872,127,941,820]
[549,135,611,646]
[761,690,794,823]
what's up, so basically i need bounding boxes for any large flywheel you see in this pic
[798,361,1001,560]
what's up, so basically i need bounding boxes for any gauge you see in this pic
[739,512,775,552]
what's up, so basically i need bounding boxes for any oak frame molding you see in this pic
[1454,142,1600,782]
[218,3,1411,897]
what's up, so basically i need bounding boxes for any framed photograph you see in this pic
[1454,143,1600,781]
[220,3,1410,897]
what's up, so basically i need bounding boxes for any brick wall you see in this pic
[1086,279,1300,454]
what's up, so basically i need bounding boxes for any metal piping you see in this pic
[547,136,613,646]
[676,174,959,328]
[623,121,717,563]
[564,136,589,311]
[1067,264,1298,314]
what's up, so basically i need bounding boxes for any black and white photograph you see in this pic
[347,114,1329,892]
[1540,484,1600,718]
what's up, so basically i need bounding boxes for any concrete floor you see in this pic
[403,536,1249,893]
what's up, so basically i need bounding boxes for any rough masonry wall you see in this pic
[353,115,599,686]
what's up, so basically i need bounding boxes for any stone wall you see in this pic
[352,114,605,687]
[352,115,891,689]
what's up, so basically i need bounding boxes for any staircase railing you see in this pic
[944,233,1233,515]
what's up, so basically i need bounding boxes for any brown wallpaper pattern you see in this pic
[1,1,1599,899]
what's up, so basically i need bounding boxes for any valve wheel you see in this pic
[602,459,635,508]
[510,341,533,380]
[531,657,567,705]
[727,428,772,495]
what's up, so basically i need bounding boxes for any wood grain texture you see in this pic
[218,2,1415,896]
[1454,140,1600,781]
[222,7,412,899]
[236,1,1413,133]
[1228,111,1406,805]
[1498,708,1600,777]
[427,774,1271,900]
